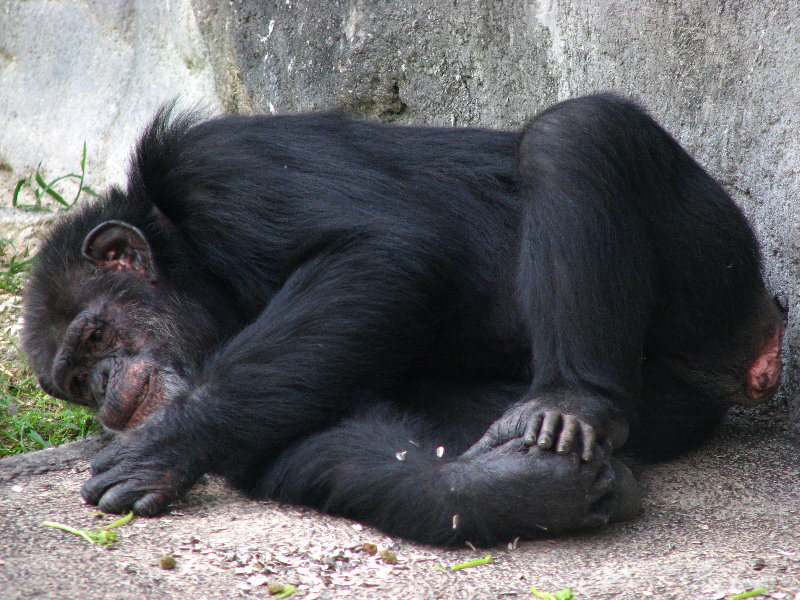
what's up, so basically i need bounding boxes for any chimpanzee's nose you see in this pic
[90,360,111,404]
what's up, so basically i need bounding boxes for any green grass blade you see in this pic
[73,142,89,205]
[41,183,69,206]
[12,179,28,208]
[34,166,47,189]
[27,430,52,449]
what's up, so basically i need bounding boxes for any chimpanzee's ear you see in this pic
[81,220,157,282]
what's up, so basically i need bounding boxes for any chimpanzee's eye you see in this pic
[90,328,104,343]
[71,372,87,393]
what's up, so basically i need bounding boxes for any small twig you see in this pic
[41,512,134,546]
[41,521,97,544]
[98,511,135,531]
[451,554,493,570]
[274,584,297,598]
[530,586,575,600]
[730,590,767,600]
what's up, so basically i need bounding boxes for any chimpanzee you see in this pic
[22,94,785,547]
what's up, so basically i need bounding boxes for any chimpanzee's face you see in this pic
[40,294,190,430]
[23,220,205,431]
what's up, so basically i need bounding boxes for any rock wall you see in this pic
[0,0,220,187]
[1,0,799,422]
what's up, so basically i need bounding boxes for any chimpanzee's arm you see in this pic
[82,239,439,515]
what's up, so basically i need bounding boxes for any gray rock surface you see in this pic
[1,419,799,599]
[0,0,220,188]
[1,1,798,421]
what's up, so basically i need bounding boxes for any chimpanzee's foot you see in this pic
[450,438,641,539]
[746,323,785,403]
[254,401,641,547]
[609,457,641,522]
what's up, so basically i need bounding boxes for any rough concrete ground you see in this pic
[1,415,798,600]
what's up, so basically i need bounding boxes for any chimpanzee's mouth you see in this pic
[125,377,156,429]
[97,367,154,430]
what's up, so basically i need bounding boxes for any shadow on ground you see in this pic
[1,417,798,600]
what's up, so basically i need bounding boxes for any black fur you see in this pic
[22,94,784,546]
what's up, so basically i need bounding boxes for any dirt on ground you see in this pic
[1,414,799,600]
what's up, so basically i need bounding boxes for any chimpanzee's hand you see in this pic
[462,392,629,462]
[81,428,202,516]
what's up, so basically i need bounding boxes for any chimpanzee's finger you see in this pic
[522,412,544,446]
[461,432,499,459]
[556,415,579,454]
[580,422,597,462]
[82,470,122,505]
[89,444,124,475]
[133,491,171,516]
[96,482,147,515]
[537,410,562,449]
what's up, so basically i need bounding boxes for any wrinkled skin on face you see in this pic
[23,219,228,432]
[45,300,189,430]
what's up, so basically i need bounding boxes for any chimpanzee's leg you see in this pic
[468,95,658,462]
[249,400,640,547]
[468,94,785,463]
